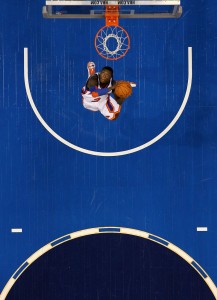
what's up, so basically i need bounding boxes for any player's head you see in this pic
[99,66,113,83]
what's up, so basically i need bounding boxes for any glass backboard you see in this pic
[43,0,182,18]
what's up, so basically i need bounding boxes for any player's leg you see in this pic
[113,94,126,106]
[82,88,99,112]
[99,95,121,121]
[82,98,99,112]
[81,63,98,113]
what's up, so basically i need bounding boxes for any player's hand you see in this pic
[108,83,117,91]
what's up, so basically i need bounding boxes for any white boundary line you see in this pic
[1,226,217,299]
[11,229,23,233]
[24,47,192,157]
[197,227,208,232]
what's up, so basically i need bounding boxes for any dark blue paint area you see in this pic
[7,234,215,299]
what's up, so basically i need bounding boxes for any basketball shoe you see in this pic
[87,62,96,77]
[129,82,136,87]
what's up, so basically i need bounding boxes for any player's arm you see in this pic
[113,94,125,105]
[87,76,116,97]
[86,75,98,90]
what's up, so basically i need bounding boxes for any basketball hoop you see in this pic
[94,6,130,60]
[95,25,130,61]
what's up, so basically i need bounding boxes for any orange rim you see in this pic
[94,25,130,61]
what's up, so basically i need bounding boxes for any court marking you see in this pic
[1,226,217,299]
[24,47,192,157]
[197,227,208,232]
[11,229,22,233]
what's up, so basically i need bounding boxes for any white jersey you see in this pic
[81,73,121,121]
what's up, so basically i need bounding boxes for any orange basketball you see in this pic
[114,81,132,98]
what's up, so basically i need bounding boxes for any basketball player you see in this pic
[81,62,127,121]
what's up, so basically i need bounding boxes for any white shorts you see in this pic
[82,90,121,121]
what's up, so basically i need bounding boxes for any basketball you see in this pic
[114,81,132,98]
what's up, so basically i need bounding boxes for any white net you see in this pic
[95,26,130,60]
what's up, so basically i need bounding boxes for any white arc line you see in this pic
[1,226,217,300]
[24,47,192,157]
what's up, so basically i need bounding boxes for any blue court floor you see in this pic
[0,0,217,297]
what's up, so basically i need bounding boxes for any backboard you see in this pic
[42,0,182,19]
